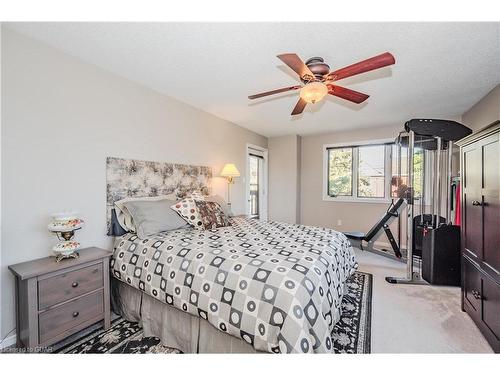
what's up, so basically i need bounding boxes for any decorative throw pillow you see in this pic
[195,201,231,230]
[170,197,205,230]
[205,195,233,218]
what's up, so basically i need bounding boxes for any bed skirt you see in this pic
[111,278,261,353]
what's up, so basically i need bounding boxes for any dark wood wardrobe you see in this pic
[457,121,499,353]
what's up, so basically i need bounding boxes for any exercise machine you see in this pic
[344,198,405,259]
[385,119,472,285]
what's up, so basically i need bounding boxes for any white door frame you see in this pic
[245,143,268,220]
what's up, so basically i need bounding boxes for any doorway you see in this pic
[246,144,268,220]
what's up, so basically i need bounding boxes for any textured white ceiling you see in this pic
[6,22,500,137]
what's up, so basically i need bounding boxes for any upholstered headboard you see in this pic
[106,157,212,233]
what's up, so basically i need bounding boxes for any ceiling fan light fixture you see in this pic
[248,52,394,115]
[299,81,328,104]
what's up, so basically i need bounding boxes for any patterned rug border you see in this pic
[358,271,372,354]
[54,271,373,354]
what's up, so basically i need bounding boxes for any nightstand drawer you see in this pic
[39,289,104,345]
[38,263,103,310]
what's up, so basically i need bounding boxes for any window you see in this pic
[324,140,424,202]
[358,145,386,198]
[327,148,353,196]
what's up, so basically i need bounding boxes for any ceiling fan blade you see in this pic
[248,85,301,100]
[328,85,369,104]
[326,52,395,82]
[291,98,307,115]
[277,53,314,80]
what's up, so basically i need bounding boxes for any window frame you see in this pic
[323,138,394,204]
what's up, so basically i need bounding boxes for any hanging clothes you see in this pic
[455,183,461,226]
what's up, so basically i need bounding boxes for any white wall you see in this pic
[0,28,267,338]
[268,135,301,223]
[462,84,500,133]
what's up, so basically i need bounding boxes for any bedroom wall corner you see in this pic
[0,28,267,339]
[296,134,302,224]
[268,134,301,223]
[461,84,500,133]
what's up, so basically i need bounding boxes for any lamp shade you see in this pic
[220,163,240,177]
[300,81,328,104]
[48,212,84,232]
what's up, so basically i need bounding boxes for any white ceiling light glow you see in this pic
[299,82,328,104]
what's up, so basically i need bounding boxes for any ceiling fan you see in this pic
[248,52,395,115]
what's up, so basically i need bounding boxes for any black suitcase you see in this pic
[421,224,461,286]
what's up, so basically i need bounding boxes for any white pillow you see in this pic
[123,199,188,238]
[114,194,176,232]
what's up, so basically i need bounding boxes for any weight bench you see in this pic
[343,198,405,258]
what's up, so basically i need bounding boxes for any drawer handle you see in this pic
[471,289,481,300]
[472,200,482,206]
[72,311,79,318]
[72,282,79,288]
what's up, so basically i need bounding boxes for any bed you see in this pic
[106,157,358,353]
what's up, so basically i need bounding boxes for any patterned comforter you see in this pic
[111,217,357,353]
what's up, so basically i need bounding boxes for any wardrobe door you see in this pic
[462,144,482,260]
[481,274,500,352]
[481,133,500,276]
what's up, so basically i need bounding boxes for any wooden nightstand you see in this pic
[8,247,112,348]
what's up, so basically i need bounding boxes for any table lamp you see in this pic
[48,212,84,262]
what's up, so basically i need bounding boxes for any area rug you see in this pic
[55,271,372,354]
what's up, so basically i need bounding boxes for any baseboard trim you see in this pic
[0,333,16,349]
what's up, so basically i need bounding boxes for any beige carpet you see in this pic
[354,248,493,353]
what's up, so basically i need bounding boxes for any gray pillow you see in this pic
[206,195,233,217]
[123,199,188,238]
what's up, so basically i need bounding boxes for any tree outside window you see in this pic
[328,148,352,196]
